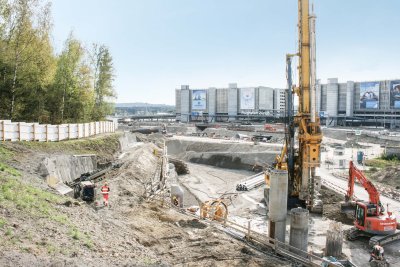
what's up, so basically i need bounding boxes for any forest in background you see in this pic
[0,0,116,124]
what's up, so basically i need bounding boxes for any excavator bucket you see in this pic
[340,201,356,219]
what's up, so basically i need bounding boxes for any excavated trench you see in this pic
[166,138,280,171]
[38,132,138,191]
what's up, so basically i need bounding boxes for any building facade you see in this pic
[317,78,400,128]
[175,83,286,122]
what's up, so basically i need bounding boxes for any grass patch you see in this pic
[0,145,14,160]
[0,162,20,176]
[69,227,81,240]
[0,217,6,228]
[19,133,121,156]
[5,228,13,236]
[0,169,68,226]
[46,244,57,255]
[365,157,400,169]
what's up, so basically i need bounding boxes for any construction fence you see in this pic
[0,120,116,142]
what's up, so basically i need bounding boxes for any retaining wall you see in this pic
[0,120,116,142]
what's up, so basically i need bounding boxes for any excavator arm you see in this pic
[346,160,381,206]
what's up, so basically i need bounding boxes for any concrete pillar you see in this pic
[325,222,343,257]
[171,184,184,208]
[268,169,288,243]
[289,207,309,257]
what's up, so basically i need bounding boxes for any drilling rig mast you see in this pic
[269,0,322,207]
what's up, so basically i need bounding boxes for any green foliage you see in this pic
[0,0,116,123]
[91,44,116,121]
[69,227,81,240]
[365,156,400,169]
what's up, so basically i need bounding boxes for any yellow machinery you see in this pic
[200,198,228,222]
[267,0,322,206]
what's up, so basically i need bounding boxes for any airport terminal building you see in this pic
[175,78,400,127]
[317,78,400,128]
[175,83,286,122]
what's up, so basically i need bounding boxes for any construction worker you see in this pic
[172,195,179,207]
[369,244,384,262]
[101,182,110,207]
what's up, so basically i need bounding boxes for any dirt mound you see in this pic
[370,166,400,188]
[320,186,353,225]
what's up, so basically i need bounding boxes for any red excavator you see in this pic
[342,161,400,247]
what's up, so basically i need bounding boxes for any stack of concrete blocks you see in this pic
[180,85,190,123]
[228,83,238,121]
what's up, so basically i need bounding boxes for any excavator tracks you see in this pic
[369,231,400,247]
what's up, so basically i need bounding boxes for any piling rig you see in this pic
[266,0,322,208]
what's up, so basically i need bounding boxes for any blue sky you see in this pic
[51,0,400,105]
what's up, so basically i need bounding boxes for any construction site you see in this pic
[1,1,400,267]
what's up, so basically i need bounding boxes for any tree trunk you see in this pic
[10,59,18,120]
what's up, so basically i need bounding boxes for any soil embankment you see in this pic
[0,133,289,266]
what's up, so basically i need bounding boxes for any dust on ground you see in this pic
[0,135,289,267]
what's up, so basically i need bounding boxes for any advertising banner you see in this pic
[192,90,206,110]
[390,81,400,108]
[359,82,379,109]
[240,88,255,110]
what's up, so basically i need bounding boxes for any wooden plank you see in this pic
[46,124,49,142]
[1,120,5,141]
[33,123,36,141]
[18,122,21,141]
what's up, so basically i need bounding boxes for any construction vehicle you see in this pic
[69,163,122,202]
[266,0,322,208]
[341,161,400,247]
[200,198,228,222]
[264,124,277,132]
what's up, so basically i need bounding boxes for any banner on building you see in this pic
[359,82,379,109]
[390,81,400,108]
[240,88,255,110]
[192,90,206,110]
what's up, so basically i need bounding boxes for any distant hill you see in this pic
[115,103,174,108]
[115,102,175,115]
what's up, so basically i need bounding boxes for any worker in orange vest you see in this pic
[101,182,110,207]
